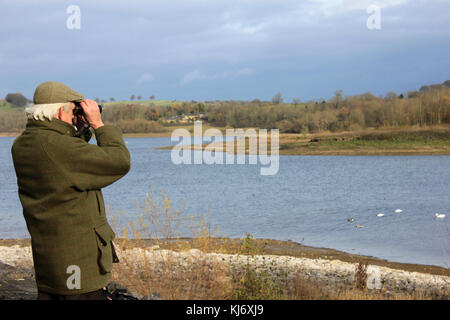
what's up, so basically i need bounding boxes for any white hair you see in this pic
[25,102,73,121]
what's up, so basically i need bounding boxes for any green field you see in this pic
[278,128,450,155]
[0,102,23,112]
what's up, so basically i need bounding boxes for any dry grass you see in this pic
[355,261,369,290]
[109,189,234,299]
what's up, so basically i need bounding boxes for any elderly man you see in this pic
[11,81,130,300]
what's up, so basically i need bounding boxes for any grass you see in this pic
[107,190,449,300]
[278,126,450,155]
[109,189,232,299]
[0,103,24,112]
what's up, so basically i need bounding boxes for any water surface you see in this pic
[1,136,449,267]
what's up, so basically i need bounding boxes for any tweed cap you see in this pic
[33,81,84,104]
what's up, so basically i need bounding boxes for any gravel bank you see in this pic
[0,242,448,299]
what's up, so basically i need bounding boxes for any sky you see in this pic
[0,0,449,102]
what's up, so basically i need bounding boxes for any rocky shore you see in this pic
[0,238,448,300]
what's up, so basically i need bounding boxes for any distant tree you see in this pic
[292,98,301,106]
[408,91,420,98]
[399,93,404,99]
[110,97,115,102]
[333,89,344,108]
[360,92,377,101]
[5,93,29,107]
[150,95,155,100]
[95,97,100,103]
[419,85,430,93]
[272,93,283,104]
[130,95,135,101]
[197,103,206,113]
[137,96,142,100]
[314,98,325,104]
[385,91,397,100]
[443,80,450,87]
[101,99,107,103]
[430,84,442,91]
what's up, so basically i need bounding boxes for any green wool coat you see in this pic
[11,118,130,295]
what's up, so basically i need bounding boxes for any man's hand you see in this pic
[80,99,104,130]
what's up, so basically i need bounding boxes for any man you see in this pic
[11,81,130,300]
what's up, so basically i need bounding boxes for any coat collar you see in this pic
[26,118,76,137]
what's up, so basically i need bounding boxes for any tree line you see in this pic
[1,80,449,133]
[205,81,450,133]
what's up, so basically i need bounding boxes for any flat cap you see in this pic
[33,81,84,104]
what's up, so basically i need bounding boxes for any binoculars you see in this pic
[73,102,103,141]
[73,102,103,117]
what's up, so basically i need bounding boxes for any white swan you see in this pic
[377,213,384,217]
[395,209,403,213]
[435,213,446,219]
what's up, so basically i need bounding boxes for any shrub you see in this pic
[355,260,369,290]
[5,93,29,107]
[0,110,26,132]
[230,233,284,300]
[114,119,166,133]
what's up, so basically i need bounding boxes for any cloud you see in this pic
[223,22,265,35]
[137,73,154,84]
[0,0,448,101]
[180,68,253,85]
[311,0,409,15]
[180,70,203,85]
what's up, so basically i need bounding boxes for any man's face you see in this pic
[59,102,76,125]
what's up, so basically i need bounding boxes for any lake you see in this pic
[1,136,449,267]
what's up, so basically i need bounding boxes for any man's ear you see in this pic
[56,106,63,120]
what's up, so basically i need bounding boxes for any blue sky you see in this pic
[0,0,449,102]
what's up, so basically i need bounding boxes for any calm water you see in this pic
[1,136,449,267]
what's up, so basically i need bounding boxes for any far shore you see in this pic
[0,133,21,137]
[159,125,450,155]
[3,124,450,155]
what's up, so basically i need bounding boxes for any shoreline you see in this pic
[121,237,450,276]
[1,237,448,300]
[1,237,448,276]
[158,143,450,156]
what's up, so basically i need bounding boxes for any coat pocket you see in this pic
[95,191,106,217]
[94,223,115,274]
